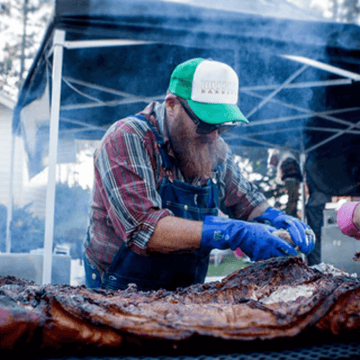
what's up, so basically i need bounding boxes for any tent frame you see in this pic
[41,30,158,284]
[6,24,360,283]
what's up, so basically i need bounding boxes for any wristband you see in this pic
[336,202,360,240]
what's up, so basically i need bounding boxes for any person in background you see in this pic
[336,201,360,240]
[83,58,316,292]
[268,149,303,217]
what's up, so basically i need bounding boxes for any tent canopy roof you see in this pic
[14,0,360,196]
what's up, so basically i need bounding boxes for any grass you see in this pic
[206,253,248,277]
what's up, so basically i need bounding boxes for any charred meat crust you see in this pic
[0,257,359,352]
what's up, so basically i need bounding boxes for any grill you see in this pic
[34,338,360,360]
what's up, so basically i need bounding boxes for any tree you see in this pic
[7,203,45,253]
[327,0,360,23]
[0,0,54,99]
[234,147,289,213]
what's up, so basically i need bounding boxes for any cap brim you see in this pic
[187,100,249,125]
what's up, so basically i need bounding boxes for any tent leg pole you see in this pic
[42,30,65,285]
[5,132,16,253]
[300,152,306,223]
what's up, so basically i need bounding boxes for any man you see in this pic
[268,149,303,217]
[83,58,315,291]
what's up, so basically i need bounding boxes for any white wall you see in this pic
[0,95,27,209]
[1,92,98,220]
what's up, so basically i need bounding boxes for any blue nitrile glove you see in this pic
[200,216,298,262]
[253,207,315,255]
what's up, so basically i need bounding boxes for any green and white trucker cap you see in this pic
[168,58,248,125]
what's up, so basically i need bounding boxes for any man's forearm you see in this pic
[148,201,270,254]
[147,216,203,254]
[248,201,270,221]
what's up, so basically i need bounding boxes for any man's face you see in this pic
[169,100,224,180]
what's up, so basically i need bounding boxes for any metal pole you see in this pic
[5,132,16,253]
[281,55,360,81]
[42,30,65,285]
[300,152,306,223]
[245,65,308,119]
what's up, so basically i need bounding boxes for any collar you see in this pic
[139,101,176,159]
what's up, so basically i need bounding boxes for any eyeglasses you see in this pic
[177,97,237,135]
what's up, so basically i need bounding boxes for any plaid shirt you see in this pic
[84,102,266,275]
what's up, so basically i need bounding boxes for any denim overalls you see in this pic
[88,115,220,291]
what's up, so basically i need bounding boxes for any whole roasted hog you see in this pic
[1,256,359,354]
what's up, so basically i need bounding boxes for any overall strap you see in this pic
[133,114,174,171]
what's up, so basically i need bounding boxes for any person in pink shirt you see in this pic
[336,201,360,240]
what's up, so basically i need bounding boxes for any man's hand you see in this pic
[253,207,315,255]
[200,216,298,261]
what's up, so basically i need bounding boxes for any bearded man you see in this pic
[83,58,315,291]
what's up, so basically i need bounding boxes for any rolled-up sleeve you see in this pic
[94,123,172,255]
[219,145,266,220]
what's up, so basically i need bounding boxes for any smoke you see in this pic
[18,0,360,215]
